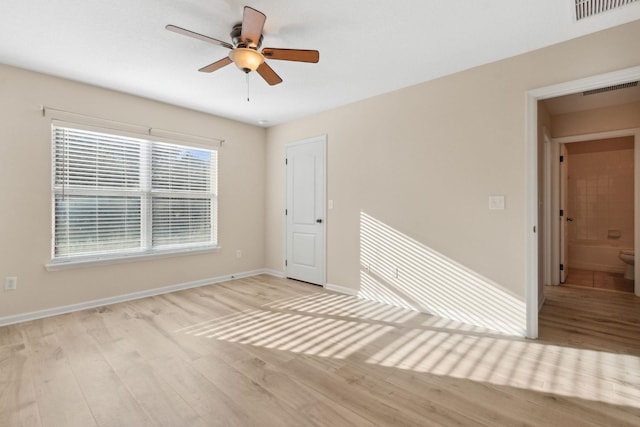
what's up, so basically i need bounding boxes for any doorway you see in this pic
[551,136,636,294]
[526,65,640,338]
[284,135,326,286]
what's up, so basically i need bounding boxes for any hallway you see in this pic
[540,284,640,353]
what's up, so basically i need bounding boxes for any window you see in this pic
[52,124,217,263]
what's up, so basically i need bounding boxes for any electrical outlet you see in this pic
[4,276,17,291]
[489,195,505,210]
[236,249,242,259]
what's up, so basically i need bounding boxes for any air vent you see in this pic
[583,81,639,96]
[575,0,639,20]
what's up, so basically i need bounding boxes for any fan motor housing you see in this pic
[231,23,263,49]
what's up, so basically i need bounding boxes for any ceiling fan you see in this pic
[166,6,319,86]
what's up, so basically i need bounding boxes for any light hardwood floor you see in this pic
[1,275,640,426]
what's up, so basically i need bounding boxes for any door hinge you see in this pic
[560,155,564,162]
[285,260,288,267]
[285,208,288,216]
[285,158,288,165]
[560,263,564,271]
[560,209,564,217]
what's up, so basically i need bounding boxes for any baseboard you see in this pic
[324,282,358,296]
[538,294,546,312]
[263,269,286,278]
[0,269,271,327]
[229,269,272,280]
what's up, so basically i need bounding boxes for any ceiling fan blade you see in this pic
[241,6,266,48]
[262,48,319,63]
[198,57,233,73]
[256,62,283,86]
[166,24,233,49]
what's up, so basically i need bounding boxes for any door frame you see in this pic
[284,135,327,286]
[526,65,640,338]
[543,132,561,286]
[559,143,568,284]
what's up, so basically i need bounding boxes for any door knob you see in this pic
[567,217,574,222]
[316,219,323,223]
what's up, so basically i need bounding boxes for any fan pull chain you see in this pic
[246,72,250,102]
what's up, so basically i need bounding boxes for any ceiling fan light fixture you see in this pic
[167,6,319,86]
[229,48,264,73]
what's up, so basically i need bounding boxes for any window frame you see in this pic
[48,121,219,269]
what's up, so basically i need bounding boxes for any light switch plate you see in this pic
[4,276,17,291]
[489,195,505,210]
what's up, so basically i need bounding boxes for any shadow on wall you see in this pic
[359,211,526,336]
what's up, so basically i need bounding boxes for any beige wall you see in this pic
[0,64,266,318]
[265,20,640,334]
[552,101,640,137]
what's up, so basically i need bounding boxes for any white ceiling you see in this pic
[2,1,640,126]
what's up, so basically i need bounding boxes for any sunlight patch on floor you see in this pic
[176,290,640,409]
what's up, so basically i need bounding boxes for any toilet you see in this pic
[618,249,635,280]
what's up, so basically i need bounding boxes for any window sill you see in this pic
[45,245,221,271]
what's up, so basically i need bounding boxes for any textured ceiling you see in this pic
[2,1,640,126]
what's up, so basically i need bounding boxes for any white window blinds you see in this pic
[151,142,216,248]
[52,124,217,262]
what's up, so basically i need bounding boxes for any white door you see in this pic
[285,136,326,285]
[560,144,569,283]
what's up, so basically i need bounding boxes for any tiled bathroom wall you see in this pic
[567,138,634,247]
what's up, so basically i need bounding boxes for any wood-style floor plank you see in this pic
[1,276,640,426]
[49,313,156,427]
[149,354,254,427]
[23,331,96,427]
[0,342,41,427]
